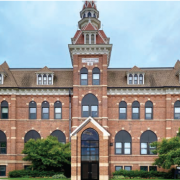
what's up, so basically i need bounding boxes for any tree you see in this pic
[22,136,71,173]
[152,128,180,169]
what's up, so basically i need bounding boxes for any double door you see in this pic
[81,162,99,180]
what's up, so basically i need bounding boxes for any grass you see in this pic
[0,178,69,180]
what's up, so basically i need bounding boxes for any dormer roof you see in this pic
[36,66,54,74]
[127,66,144,74]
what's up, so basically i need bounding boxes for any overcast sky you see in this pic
[0,1,180,68]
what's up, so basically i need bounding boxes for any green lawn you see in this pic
[0,179,175,180]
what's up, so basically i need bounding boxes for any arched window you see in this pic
[29,101,37,119]
[134,74,138,84]
[174,100,180,119]
[43,74,47,85]
[83,13,86,18]
[140,130,157,155]
[54,101,62,119]
[24,130,41,143]
[132,101,140,119]
[82,94,98,117]
[80,67,88,85]
[38,74,42,85]
[91,34,94,44]
[42,101,49,119]
[88,12,91,17]
[94,13,96,18]
[115,130,131,154]
[139,74,143,84]
[92,67,100,85]
[119,101,127,119]
[48,74,52,85]
[1,101,8,119]
[129,74,133,84]
[50,130,66,144]
[81,128,99,161]
[145,101,153,119]
[86,34,89,44]
[0,130,6,154]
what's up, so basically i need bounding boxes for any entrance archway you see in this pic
[81,128,99,180]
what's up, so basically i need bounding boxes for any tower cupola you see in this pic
[79,1,101,30]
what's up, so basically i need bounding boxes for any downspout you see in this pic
[69,89,72,142]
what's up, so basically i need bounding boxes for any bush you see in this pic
[113,175,125,179]
[113,169,174,179]
[52,174,67,179]
[8,170,62,178]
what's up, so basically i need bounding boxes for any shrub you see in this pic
[8,170,62,178]
[112,169,174,179]
[113,175,125,179]
[52,174,67,179]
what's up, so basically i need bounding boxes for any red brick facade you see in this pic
[0,1,180,179]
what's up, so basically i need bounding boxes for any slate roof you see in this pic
[1,61,180,88]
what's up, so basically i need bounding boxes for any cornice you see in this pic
[107,87,180,95]
[0,88,72,95]
[68,44,113,67]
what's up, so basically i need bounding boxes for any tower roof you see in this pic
[83,1,97,10]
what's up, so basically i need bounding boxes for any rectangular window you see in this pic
[43,77,47,85]
[132,108,139,119]
[29,108,36,119]
[149,166,157,171]
[1,108,8,119]
[145,108,152,119]
[124,166,132,171]
[48,76,52,85]
[119,108,126,119]
[0,142,6,154]
[149,143,156,155]
[134,77,138,84]
[24,165,30,170]
[55,108,62,119]
[139,76,143,84]
[115,142,122,154]
[93,74,100,85]
[38,77,42,85]
[0,166,6,176]
[115,166,123,171]
[124,143,131,154]
[82,106,89,117]
[129,77,132,84]
[42,108,49,119]
[81,74,88,85]
[91,106,98,117]
[141,143,147,154]
[140,166,148,171]
[175,107,180,119]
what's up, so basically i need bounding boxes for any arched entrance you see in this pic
[81,128,99,180]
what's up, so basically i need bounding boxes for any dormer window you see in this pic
[48,75,52,85]
[36,74,54,85]
[127,73,145,85]
[129,74,133,84]
[38,74,42,85]
[0,73,5,85]
[139,74,143,84]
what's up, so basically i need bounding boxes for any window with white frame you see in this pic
[37,74,53,85]
[0,74,5,85]
[85,33,96,44]
[128,73,144,85]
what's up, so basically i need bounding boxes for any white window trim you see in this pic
[36,73,54,85]
[127,73,145,85]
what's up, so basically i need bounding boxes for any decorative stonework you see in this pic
[108,88,180,95]
[0,88,71,95]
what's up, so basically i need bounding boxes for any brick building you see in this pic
[0,1,180,179]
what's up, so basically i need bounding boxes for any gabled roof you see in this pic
[83,22,97,31]
[36,66,54,74]
[70,117,110,137]
[128,66,144,73]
